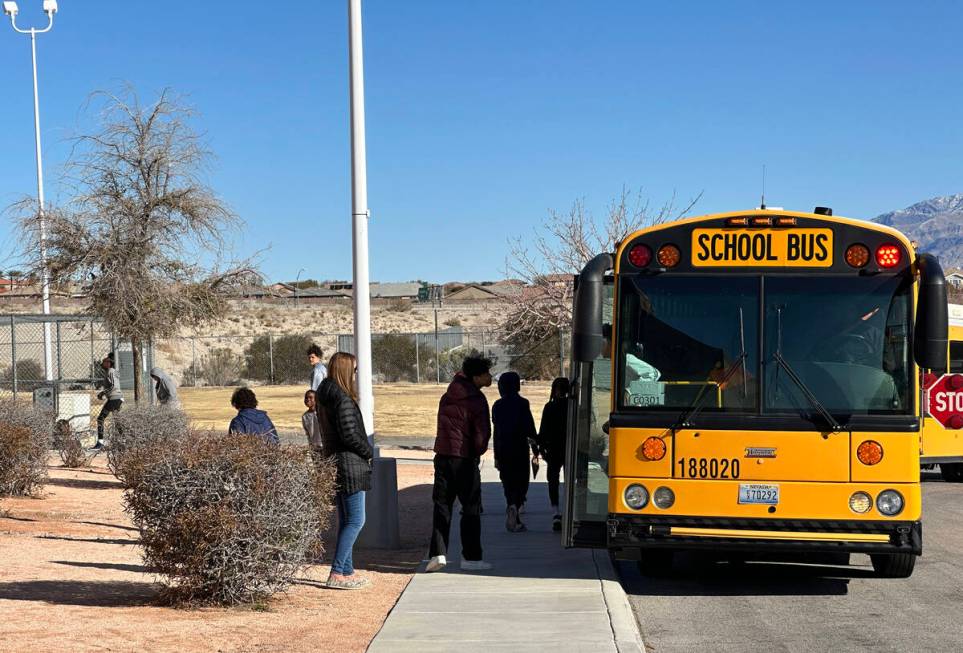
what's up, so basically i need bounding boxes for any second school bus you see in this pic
[563,206,947,578]
[921,303,963,481]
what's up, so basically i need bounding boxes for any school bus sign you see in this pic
[927,374,963,429]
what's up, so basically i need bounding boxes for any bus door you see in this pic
[563,277,613,548]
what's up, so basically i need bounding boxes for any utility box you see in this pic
[32,386,92,432]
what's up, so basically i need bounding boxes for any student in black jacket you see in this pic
[493,372,538,533]
[538,377,570,531]
[316,352,373,590]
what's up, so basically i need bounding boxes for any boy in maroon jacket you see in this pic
[426,356,493,572]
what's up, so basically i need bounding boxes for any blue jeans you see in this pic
[332,490,366,576]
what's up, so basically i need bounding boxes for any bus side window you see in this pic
[950,341,963,373]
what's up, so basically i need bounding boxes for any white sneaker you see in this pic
[425,555,447,573]
[461,560,493,571]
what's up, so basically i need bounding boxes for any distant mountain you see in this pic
[873,195,963,269]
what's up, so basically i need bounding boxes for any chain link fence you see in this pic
[155,328,571,387]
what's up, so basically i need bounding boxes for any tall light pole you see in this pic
[294,267,305,307]
[4,0,57,382]
[349,0,374,435]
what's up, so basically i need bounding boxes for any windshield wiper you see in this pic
[772,306,844,432]
[672,307,748,429]
[770,353,843,432]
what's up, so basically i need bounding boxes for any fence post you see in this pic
[191,337,198,387]
[415,334,420,383]
[10,316,17,399]
[268,334,275,385]
[55,321,62,381]
[89,320,95,378]
[559,327,565,378]
[481,330,486,358]
[434,310,440,383]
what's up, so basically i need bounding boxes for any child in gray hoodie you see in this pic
[94,353,123,448]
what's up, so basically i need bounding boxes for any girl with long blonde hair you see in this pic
[315,352,373,590]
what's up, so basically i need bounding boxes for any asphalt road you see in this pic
[619,471,963,653]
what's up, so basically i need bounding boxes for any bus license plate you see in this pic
[738,483,780,505]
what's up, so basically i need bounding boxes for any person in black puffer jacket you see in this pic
[537,377,570,531]
[315,352,373,591]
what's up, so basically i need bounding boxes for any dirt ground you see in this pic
[0,452,435,653]
[180,382,552,436]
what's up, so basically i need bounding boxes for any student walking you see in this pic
[492,372,538,533]
[94,353,123,449]
[149,367,180,408]
[426,356,494,573]
[308,344,328,391]
[228,387,279,444]
[538,377,570,531]
[316,352,373,590]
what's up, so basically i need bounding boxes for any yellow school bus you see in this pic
[563,207,948,578]
[921,303,963,481]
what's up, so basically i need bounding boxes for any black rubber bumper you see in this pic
[607,515,922,555]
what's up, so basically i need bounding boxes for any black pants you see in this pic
[546,458,563,509]
[498,457,530,509]
[429,455,483,561]
[97,399,123,440]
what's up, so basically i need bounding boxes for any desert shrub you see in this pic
[0,359,46,393]
[243,334,312,384]
[0,400,53,496]
[54,419,90,468]
[387,298,412,313]
[123,432,335,605]
[372,333,421,382]
[200,347,243,386]
[507,330,563,380]
[105,405,191,485]
[443,317,462,327]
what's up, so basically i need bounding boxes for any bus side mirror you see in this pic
[914,253,948,373]
[572,253,613,362]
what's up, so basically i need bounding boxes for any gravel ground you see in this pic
[0,452,435,653]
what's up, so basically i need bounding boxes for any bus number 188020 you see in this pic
[676,457,741,479]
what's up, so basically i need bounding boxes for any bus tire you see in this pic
[870,553,916,578]
[637,550,674,577]
[940,463,963,482]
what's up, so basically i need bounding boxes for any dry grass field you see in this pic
[180,382,553,437]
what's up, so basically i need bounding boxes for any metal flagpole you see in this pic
[349,0,374,436]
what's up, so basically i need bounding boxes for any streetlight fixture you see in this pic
[294,267,305,307]
[5,0,58,382]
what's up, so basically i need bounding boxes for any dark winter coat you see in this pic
[538,396,568,465]
[229,408,279,444]
[492,372,537,466]
[434,373,491,459]
[315,378,373,494]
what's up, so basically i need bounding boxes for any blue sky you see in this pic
[0,1,960,283]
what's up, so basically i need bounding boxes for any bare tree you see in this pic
[502,188,700,374]
[15,87,258,400]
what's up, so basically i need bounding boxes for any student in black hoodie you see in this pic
[492,372,537,533]
[315,352,373,590]
[538,377,570,531]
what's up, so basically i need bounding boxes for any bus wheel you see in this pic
[637,550,674,577]
[870,553,916,578]
[940,463,963,482]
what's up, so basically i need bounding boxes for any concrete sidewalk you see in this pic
[368,458,643,653]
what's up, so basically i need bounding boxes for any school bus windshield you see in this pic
[617,273,913,417]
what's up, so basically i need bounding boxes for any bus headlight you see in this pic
[653,486,675,509]
[876,490,904,516]
[848,491,873,514]
[624,484,648,510]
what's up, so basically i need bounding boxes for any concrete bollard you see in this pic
[357,457,401,549]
